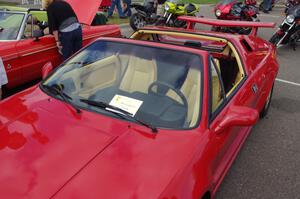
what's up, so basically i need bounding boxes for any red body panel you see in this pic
[0,29,279,199]
[66,0,102,25]
[0,25,120,89]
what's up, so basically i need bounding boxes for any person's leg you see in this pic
[72,27,83,55]
[127,0,132,16]
[59,32,73,60]
[124,0,132,16]
[108,0,116,17]
[0,88,2,100]
[263,0,272,12]
[116,0,125,17]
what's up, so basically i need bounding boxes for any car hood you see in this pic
[0,87,202,199]
[66,0,102,25]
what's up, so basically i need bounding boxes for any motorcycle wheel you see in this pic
[130,13,146,31]
[211,26,221,32]
[269,32,283,46]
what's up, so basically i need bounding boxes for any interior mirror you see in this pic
[33,30,44,41]
[214,105,259,134]
[42,62,53,79]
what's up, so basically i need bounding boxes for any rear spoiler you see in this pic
[178,16,276,37]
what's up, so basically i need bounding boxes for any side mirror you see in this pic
[42,62,53,79]
[214,105,259,134]
[33,30,44,41]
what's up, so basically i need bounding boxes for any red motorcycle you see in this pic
[213,0,259,34]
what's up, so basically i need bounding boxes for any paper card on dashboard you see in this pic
[109,94,143,116]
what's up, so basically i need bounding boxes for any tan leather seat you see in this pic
[24,16,40,38]
[167,67,201,127]
[60,55,121,98]
[211,75,221,112]
[119,55,157,94]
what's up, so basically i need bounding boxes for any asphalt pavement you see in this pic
[119,5,300,199]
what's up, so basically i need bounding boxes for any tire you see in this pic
[129,13,146,31]
[211,26,221,32]
[269,33,283,46]
[260,84,274,118]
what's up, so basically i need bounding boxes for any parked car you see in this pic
[0,17,278,199]
[0,3,121,96]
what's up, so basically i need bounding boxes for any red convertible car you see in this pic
[0,0,120,94]
[0,18,278,199]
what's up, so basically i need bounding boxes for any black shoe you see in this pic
[119,16,127,19]
[263,9,269,13]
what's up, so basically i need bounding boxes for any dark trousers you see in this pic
[123,0,132,16]
[108,0,125,17]
[59,26,83,60]
[263,0,272,10]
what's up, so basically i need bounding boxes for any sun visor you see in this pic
[65,0,102,25]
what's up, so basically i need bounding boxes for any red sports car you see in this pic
[0,0,120,95]
[0,18,278,199]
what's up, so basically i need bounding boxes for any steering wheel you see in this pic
[148,81,188,111]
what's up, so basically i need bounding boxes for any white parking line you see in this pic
[276,78,300,87]
[258,14,281,18]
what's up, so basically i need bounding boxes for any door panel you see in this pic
[16,35,62,86]
[0,42,21,88]
[208,56,259,189]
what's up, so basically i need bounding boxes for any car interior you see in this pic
[23,15,49,38]
[53,45,202,128]
[131,31,245,112]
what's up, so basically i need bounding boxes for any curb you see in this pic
[119,23,129,28]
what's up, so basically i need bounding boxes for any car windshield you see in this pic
[0,11,25,40]
[42,40,203,129]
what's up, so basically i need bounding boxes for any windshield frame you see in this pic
[40,38,205,130]
[0,10,26,41]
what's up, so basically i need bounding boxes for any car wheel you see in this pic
[130,13,145,31]
[260,84,274,118]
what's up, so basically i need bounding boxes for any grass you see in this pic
[0,2,17,6]
[132,0,219,4]
[107,14,129,25]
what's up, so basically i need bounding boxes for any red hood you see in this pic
[66,0,102,25]
[0,86,202,199]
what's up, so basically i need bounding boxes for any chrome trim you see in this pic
[166,13,172,25]
[17,13,30,40]
[20,46,57,57]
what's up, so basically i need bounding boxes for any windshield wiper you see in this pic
[80,99,158,133]
[42,84,81,114]
[63,60,93,67]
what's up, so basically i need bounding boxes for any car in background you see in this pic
[0,17,278,199]
[0,0,120,96]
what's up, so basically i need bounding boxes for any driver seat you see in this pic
[119,54,157,94]
[167,67,201,127]
[24,16,40,38]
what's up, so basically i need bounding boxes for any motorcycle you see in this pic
[129,0,159,30]
[213,0,259,34]
[155,0,199,28]
[269,4,300,49]
[259,0,298,14]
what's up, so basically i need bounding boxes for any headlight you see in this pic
[286,15,295,23]
[165,4,170,11]
[215,9,221,17]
